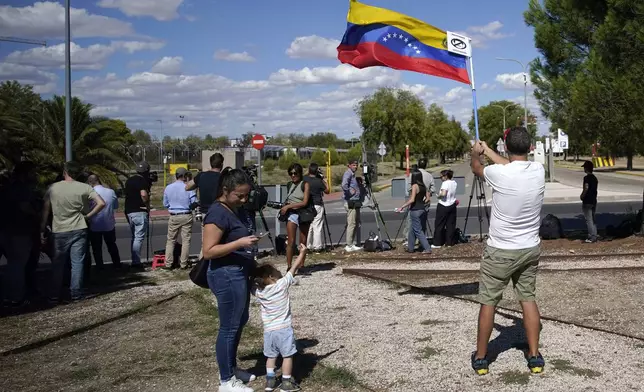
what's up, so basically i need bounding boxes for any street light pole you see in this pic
[496,57,529,131]
[64,0,72,162]
[491,104,513,130]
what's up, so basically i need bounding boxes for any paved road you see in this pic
[105,201,641,263]
[555,166,644,195]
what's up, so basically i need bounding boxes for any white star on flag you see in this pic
[393,33,398,38]
[383,37,388,42]
[407,43,412,47]
[404,38,409,42]
[387,33,392,38]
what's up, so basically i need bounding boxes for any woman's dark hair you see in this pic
[253,263,283,290]
[288,163,303,177]
[216,167,251,198]
[411,170,424,187]
[308,162,319,175]
[440,169,454,180]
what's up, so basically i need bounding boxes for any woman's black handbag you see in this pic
[297,206,316,224]
[189,258,210,289]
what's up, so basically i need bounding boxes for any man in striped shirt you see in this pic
[252,245,307,392]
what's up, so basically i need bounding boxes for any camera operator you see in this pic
[162,168,197,270]
[124,161,152,270]
[303,162,330,252]
[186,153,223,260]
[342,159,362,252]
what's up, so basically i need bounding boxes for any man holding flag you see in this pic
[337,0,544,377]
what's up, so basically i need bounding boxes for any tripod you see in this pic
[393,206,434,244]
[256,209,277,256]
[321,205,333,249]
[363,182,393,243]
[463,176,490,241]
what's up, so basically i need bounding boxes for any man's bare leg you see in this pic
[520,301,541,357]
[475,304,496,359]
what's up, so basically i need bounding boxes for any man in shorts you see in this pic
[470,127,546,375]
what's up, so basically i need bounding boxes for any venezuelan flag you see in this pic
[337,0,470,85]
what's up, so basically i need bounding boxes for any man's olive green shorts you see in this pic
[478,245,541,306]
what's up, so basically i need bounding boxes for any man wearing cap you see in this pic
[580,160,598,243]
[124,162,152,269]
[341,159,362,252]
[163,168,197,269]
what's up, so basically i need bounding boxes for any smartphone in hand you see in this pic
[255,231,269,239]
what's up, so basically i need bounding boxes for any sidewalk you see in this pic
[519,182,641,204]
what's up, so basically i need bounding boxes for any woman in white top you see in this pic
[433,169,458,248]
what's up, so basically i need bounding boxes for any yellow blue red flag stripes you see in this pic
[337,0,470,85]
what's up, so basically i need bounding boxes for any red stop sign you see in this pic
[251,134,265,150]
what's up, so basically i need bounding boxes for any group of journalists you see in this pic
[0,126,548,390]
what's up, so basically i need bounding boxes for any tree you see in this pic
[0,81,43,170]
[237,132,254,148]
[356,88,426,167]
[524,0,644,169]
[311,149,326,165]
[29,95,133,186]
[213,136,230,149]
[468,100,537,147]
[308,132,345,149]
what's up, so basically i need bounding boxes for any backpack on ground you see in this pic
[540,214,563,240]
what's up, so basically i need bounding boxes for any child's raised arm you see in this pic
[289,244,308,276]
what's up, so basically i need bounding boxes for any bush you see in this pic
[311,149,326,165]
[346,143,362,163]
[263,159,276,172]
[278,150,299,170]
[329,146,342,165]
[332,170,345,187]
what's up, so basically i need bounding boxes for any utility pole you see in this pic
[64,0,72,162]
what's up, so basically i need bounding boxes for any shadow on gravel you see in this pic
[487,312,530,364]
[299,262,337,276]
[241,337,343,382]
[398,282,479,297]
[0,264,156,318]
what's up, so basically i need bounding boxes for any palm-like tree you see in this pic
[30,95,134,186]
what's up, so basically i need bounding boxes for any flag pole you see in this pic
[468,43,480,141]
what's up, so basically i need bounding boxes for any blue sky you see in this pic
[0,0,548,141]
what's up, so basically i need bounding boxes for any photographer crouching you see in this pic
[279,163,314,270]
[303,163,330,252]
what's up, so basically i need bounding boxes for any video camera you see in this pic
[146,171,159,184]
[241,164,268,212]
[362,162,376,186]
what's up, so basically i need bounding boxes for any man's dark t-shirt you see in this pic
[194,171,220,211]
[583,174,598,205]
[304,176,326,206]
[124,175,149,214]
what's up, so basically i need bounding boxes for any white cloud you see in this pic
[214,50,256,62]
[0,1,136,39]
[97,0,184,21]
[269,64,399,86]
[458,21,511,48]
[443,87,471,104]
[0,63,58,93]
[495,73,533,90]
[151,57,183,75]
[4,41,165,70]
[285,35,340,59]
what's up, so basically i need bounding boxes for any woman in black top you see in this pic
[202,168,259,390]
[398,170,431,253]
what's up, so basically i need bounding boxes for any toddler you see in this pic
[252,244,307,392]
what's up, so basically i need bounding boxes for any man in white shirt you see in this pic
[87,175,121,269]
[469,127,546,376]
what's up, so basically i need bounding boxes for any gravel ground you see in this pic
[0,274,191,354]
[280,264,644,392]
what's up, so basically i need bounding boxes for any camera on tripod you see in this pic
[362,162,376,186]
[242,164,269,212]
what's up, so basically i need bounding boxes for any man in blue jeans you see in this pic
[124,162,151,269]
[41,162,106,302]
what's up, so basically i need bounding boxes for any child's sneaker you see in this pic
[265,376,277,391]
[527,353,545,374]
[471,352,489,376]
[279,378,301,392]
